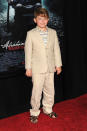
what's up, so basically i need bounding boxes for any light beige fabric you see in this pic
[25,26,62,73]
[25,26,62,116]
[30,72,54,116]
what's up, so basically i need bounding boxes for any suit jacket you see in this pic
[25,26,62,74]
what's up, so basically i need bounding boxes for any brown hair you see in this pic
[34,7,49,18]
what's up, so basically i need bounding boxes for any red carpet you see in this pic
[0,94,87,131]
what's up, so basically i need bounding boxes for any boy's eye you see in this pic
[39,18,46,20]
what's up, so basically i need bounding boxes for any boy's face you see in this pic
[34,15,49,28]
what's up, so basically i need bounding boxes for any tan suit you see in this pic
[25,27,62,73]
[25,26,62,116]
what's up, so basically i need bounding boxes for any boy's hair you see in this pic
[34,7,49,18]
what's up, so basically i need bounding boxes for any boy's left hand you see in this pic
[55,67,62,75]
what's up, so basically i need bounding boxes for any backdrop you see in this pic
[0,0,87,119]
[0,0,64,76]
[63,0,87,99]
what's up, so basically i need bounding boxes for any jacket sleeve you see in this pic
[25,31,32,70]
[54,31,62,67]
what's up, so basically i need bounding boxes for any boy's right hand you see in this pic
[25,69,32,77]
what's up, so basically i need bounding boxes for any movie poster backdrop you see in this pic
[0,0,64,77]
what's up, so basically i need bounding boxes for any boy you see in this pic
[25,7,62,123]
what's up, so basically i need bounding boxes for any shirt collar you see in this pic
[36,26,48,32]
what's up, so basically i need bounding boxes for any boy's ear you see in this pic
[34,18,36,23]
[48,18,49,22]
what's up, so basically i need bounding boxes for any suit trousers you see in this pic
[30,72,55,116]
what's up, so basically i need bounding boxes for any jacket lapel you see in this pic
[46,28,50,48]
